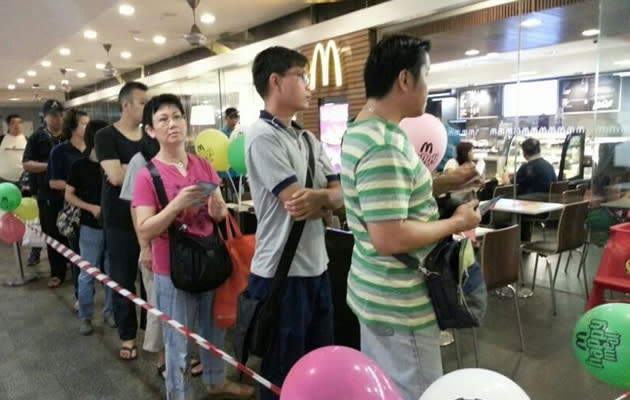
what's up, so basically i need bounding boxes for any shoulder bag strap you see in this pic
[147,161,169,209]
[266,133,315,301]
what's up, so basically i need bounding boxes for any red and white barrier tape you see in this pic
[26,223,281,396]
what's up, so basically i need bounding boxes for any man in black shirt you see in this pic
[95,82,148,361]
[516,138,557,200]
[515,138,557,241]
[22,100,67,288]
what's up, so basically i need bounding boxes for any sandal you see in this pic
[207,381,255,399]
[191,359,202,377]
[47,277,62,288]
[157,364,166,380]
[119,345,138,361]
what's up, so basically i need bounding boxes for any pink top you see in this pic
[132,153,221,275]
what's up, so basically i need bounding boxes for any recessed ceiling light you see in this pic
[59,48,71,56]
[9,98,20,101]
[582,29,600,37]
[120,51,132,59]
[16,78,25,84]
[27,70,37,77]
[153,35,166,45]
[49,84,56,90]
[521,18,542,28]
[486,52,499,58]
[95,63,106,70]
[465,49,480,56]
[7,84,15,90]
[77,72,86,78]
[83,29,98,39]
[61,79,69,85]
[41,60,52,67]
[613,59,630,66]
[119,4,135,16]
[200,13,216,24]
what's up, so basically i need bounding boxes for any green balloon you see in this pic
[0,182,22,212]
[228,135,247,175]
[573,303,630,388]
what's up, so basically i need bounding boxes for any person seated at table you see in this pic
[503,138,556,201]
[443,142,475,173]
[502,138,557,241]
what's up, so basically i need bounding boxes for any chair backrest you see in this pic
[480,225,520,290]
[555,201,589,252]
[549,181,569,202]
[562,188,586,204]
[494,184,517,199]
[597,222,630,280]
[576,182,590,192]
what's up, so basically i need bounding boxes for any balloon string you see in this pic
[614,392,630,400]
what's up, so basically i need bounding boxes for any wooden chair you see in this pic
[522,201,590,315]
[536,180,570,240]
[488,184,517,228]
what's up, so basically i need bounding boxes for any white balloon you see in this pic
[419,368,530,400]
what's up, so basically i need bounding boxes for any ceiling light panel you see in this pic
[119,4,135,16]
[59,48,71,56]
[84,29,98,39]
[200,13,216,24]
[120,51,132,59]
[41,60,51,67]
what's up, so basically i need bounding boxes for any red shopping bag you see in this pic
[213,213,255,328]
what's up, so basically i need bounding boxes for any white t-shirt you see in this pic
[0,134,27,182]
[443,158,460,172]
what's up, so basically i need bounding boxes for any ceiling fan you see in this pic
[184,0,207,47]
[101,43,125,84]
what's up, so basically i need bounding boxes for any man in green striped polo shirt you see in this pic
[340,35,481,399]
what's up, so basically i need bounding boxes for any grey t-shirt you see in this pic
[120,152,147,201]
[245,116,337,278]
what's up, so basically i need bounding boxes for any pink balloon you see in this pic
[399,114,448,171]
[0,213,25,244]
[280,346,402,400]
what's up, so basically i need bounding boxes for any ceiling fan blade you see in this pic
[186,0,200,10]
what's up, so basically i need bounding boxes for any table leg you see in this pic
[495,214,534,299]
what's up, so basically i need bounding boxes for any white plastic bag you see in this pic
[22,219,46,248]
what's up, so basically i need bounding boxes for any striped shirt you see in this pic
[340,117,439,330]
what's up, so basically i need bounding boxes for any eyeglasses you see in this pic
[284,71,310,87]
[155,114,185,127]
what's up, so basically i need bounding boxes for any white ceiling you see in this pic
[0,0,308,105]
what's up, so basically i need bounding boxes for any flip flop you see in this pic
[207,381,255,399]
[191,359,202,377]
[119,345,138,361]
[47,277,62,288]
[157,364,166,380]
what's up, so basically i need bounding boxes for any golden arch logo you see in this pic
[309,40,343,90]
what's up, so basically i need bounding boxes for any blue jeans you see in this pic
[154,273,225,400]
[78,225,113,320]
[360,321,442,400]
[248,271,334,400]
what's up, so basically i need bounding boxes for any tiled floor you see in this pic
[0,240,623,399]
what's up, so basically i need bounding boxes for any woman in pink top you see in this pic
[133,94,254,400]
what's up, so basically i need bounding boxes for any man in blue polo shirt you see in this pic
[245,46,344,400]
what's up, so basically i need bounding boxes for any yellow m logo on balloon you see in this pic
[309,40,343,90]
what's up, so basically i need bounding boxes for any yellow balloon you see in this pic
[14,197,39,221]
[195,129,230,171]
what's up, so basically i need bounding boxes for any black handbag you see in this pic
[148,161,232,293]
[233,133,315,363]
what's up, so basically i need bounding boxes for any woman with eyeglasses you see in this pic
[132,93,254,400]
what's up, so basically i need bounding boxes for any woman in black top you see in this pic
[66,120,116,335]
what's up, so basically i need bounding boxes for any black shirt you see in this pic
[22,127,64,198]
[516,157,557,200]
[48,141,85,207]
[67,158,103,229]
[95,124,143,231]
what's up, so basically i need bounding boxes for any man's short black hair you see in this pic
[84,119,108,155]
[521,138,541,158]
[225,107,239,118]
[118,81,148,106]
[252,46,308,98]
[5,114,21,125]
[364,35,431,99]
[142,93,185,129]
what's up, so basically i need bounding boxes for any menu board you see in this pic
[560,75,621,113]
[319,102,348,174]
[458,86,501,119]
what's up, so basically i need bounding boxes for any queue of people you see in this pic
[10,36,496,400]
